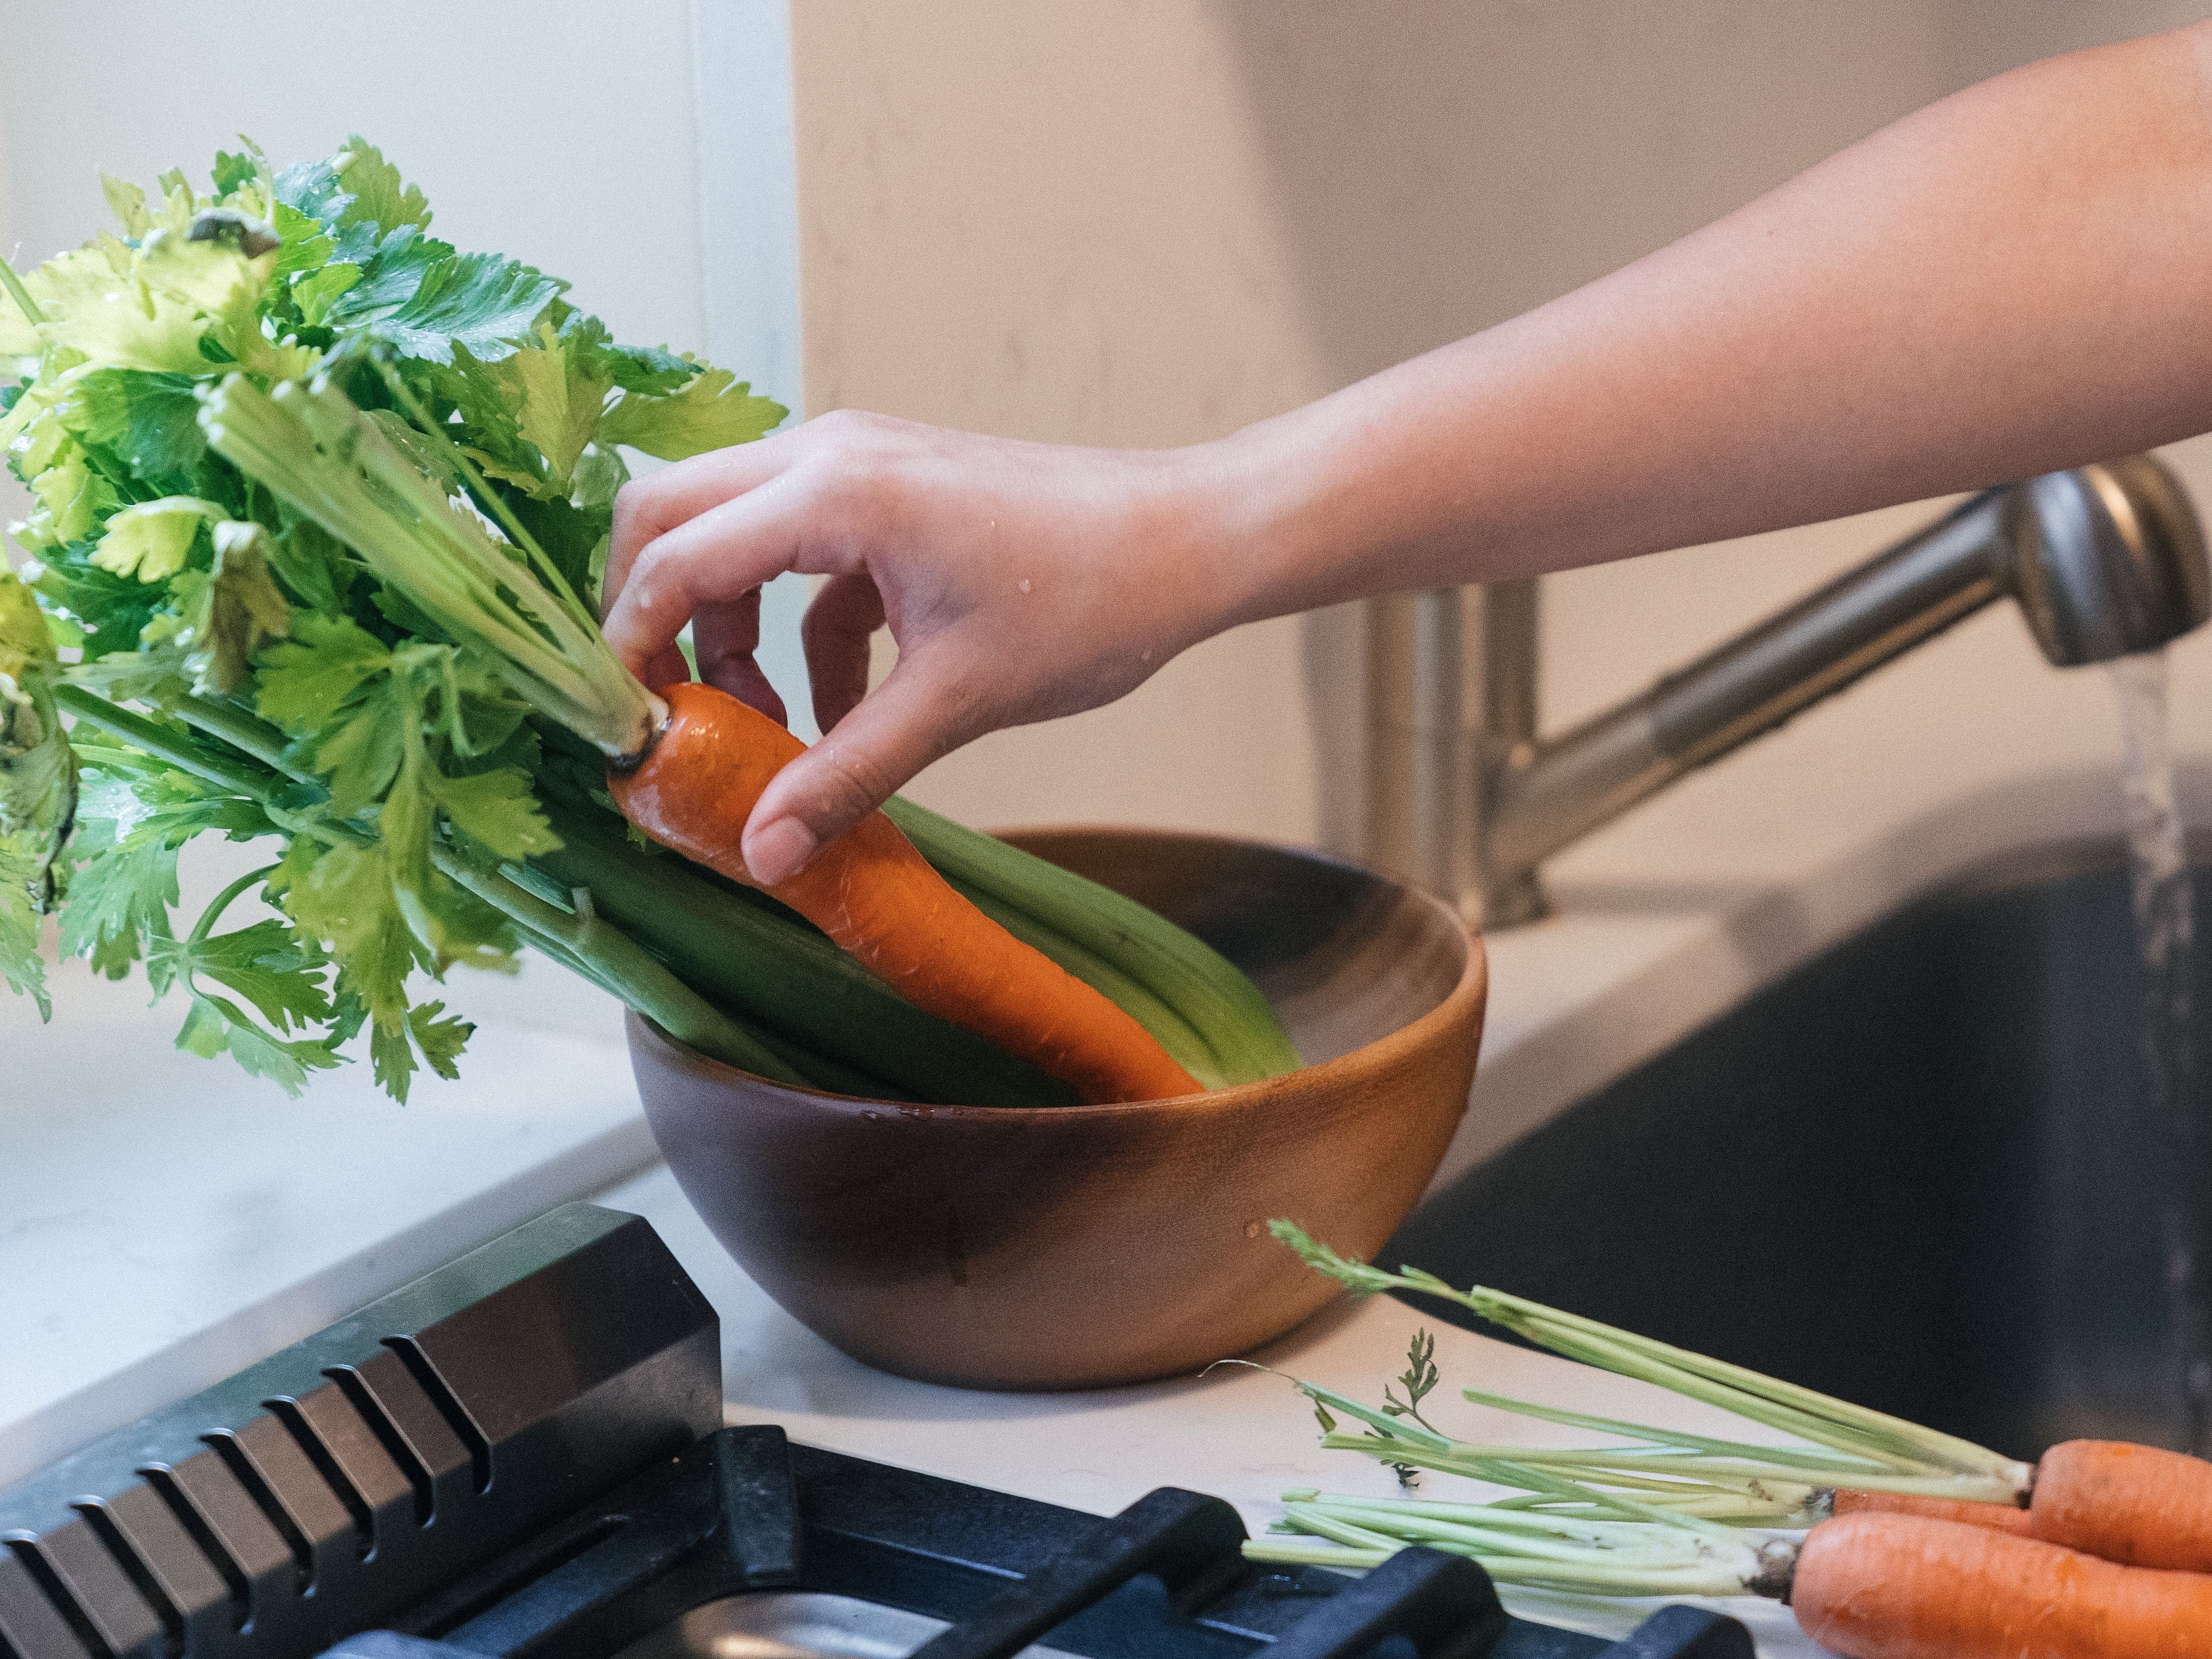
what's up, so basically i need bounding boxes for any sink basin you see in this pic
[1389,838,2208,1460]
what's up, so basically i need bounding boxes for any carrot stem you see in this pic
[1272,1220,2033,1492]
[1261,1496,1766,1597]
[1455,1386,1882,1470]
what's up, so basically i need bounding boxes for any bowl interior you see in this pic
[1001,827,1470,1068]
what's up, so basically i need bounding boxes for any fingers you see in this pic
[603,439,793,616]
[693,591,791,726]
[741,648,984,884]
[801,572,886,733]
[602,471,830,681]
[639,643,692,693]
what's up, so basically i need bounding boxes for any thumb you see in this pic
[740,650,984,884]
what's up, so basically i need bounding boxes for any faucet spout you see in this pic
[2010,456,2210,666]
[1364,455,2212,929]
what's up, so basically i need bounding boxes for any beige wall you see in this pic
[791,0,2212,859]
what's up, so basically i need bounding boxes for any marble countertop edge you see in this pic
[0,1113,659,1490]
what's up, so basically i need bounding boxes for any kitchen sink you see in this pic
[1387,838,2212,1460]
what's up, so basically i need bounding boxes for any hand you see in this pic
[600,410,1243,884]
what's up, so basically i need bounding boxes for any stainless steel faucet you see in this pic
[1366,454,2212,928]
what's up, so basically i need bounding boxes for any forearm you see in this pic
[1204,24,2212,623]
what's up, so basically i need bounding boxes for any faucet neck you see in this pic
[1362,456,2210,930]
[1364,578,1547,925]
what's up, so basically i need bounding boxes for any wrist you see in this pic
[1171,379,1453,635]
[1145,413,1336,642]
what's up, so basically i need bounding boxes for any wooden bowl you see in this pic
[626,827,1487,1390]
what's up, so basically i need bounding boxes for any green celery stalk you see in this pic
[52,684,802,1084]
[532,800,1080,1108]
[884,797,1302,1084]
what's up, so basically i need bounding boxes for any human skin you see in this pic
[603,23,2212,886]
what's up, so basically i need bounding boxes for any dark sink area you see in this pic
[1387,839,2212,1461]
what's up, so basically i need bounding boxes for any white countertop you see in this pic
[11,593,2211,1653]
[0,936,653,1483]
[595,1156,1818,1651]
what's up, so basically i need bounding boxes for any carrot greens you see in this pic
[1267,1220,2032,1507]
[1241,1221,2055,1603]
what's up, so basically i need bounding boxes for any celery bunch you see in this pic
[2,139,1298,1104]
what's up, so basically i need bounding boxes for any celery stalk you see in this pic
[531,802,1080,1108]
[53,686,799,1082]
[884,797,1302,1084]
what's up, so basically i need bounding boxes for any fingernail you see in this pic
[745,817,819,886]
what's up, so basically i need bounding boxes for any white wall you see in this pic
[789,0,2212,861]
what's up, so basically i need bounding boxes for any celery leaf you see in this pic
[254,614,392,732]
[152,917,332,1034]
[323,229,563,365]
[276,838,423,1036]
[93,496,221,582]
[0,571,74,1017]
[179,522,291,694]
[332,138,433,236]
[433,766,557,860]
[61,760,274,977]
[60,370,210,486]
[600,366,786,461]
[500,318,615,490]
[179,992,345,1095]
[408,999,471,1077]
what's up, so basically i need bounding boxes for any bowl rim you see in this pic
[629,823,1489,1119]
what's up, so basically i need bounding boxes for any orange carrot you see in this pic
[608,681,1203,1105]
[2030,1438,2212,1573]
[1831,1489,2033,1535]
[1791,1512,2212,1659]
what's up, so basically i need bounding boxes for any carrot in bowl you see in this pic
[608,681,1204,1105]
